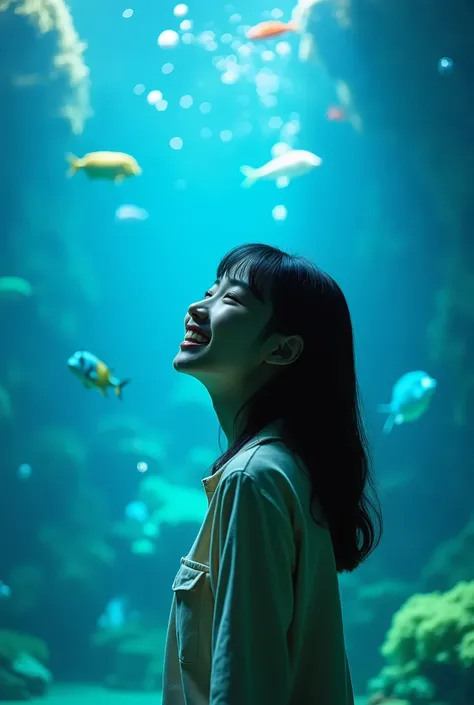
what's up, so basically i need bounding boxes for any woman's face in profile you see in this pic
[173,273,274,389]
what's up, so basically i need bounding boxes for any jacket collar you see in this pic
[201,422,283,500]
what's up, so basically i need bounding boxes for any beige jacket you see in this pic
[162,424,354,705]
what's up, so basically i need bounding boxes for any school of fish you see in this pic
[63,0,438,433]
[62,0,340,191]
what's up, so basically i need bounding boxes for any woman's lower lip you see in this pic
[180,340,209,348]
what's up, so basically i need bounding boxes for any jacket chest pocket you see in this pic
[172,558,209,664]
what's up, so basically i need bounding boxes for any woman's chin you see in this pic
[173,348,206,372]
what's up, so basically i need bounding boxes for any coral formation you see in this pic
[115,473,208,555]
[369,581,474,704]
[368,696,409,705]
[422,514,474,591]
[2,566,44,616]
[0,630,52,700]
[39,486,115,592]
[91,623,166,691]
[0,0,91,133]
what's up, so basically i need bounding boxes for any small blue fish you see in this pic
[378,371,437,434]
[67,350,130,398]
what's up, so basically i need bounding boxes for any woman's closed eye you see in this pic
[204,291,241,304]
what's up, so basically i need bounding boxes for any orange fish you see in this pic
[326,106,347,122]
[246,20,297,40]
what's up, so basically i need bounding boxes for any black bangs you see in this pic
[216,242,339,320]
[216,243,287,303]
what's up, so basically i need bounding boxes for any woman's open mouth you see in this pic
[180,339,209,348]
[180,330,210,348]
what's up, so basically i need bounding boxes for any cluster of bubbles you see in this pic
[124,2,304,222]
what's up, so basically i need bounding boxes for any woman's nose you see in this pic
[188,302,209,322]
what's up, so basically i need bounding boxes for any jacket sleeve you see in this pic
[209,469,295,705]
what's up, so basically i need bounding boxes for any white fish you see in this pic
[115,204,149,222]
[291,0,325,61]
[378,371,437,434]
[240,149,322,188]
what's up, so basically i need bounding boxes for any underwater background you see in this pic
[0,0,473,703]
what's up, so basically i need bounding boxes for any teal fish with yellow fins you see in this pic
[378,370,437,433]
[68,350,130,398]
[66,151,142,184]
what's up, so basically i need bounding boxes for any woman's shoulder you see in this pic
[222,437,309,501]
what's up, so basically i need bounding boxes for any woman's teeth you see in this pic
[184,330,209,344]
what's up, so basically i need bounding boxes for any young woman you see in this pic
[162,243,382,705]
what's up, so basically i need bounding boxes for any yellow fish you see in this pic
[66,151,142,184]
[67,350,131,399]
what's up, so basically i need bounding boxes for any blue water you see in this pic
[0,0,473,703]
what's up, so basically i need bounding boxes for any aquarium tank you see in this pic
[0,0,473,704]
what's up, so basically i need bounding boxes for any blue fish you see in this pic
[67,350,130,398]
[378,371,437,434]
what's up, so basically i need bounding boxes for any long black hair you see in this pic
[209,243,382,572]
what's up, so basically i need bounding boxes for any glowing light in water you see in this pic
[271,141,291,158]
[147,90,163,105]
[269,116,283,129]
[173,3,188,17]
[122,8,133,19]
[261,50,275,62]
[276,41,291,56]
[438,56,454,73]
[272,205,288,221]
[221,69,239,84]
[158,29,180,48]
[170,137,184,150]
[115,204,149,221]
[18,463,32,479]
